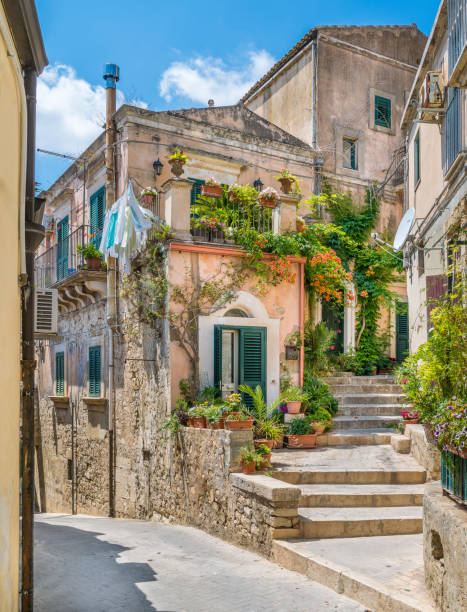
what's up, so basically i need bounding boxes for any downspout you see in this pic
[103,63,119,518]
[299,261,305,387]
[311,36,317,151]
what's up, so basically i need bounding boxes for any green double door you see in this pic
[396,306,409,363]
[322,302,344,354]
[214,325,266,405]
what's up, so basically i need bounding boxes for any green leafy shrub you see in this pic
[287,417,312,435]
[76,242,103,259]
[302,372,338,415]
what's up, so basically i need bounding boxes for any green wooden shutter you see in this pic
[396,307,409,363]
[90,187,105,248]
[414,131,421,184]
[189,178,205,208]
[55,351,65,396]
[89,345,101,397]
[239,327,267,405]
[57,216,69,281]
[375,95,391,128]
[213,325,223,393]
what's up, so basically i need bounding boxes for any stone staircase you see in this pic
[270,375,435,612]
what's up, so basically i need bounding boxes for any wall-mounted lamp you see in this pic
[153,158,163,177]
[253,178,263,191]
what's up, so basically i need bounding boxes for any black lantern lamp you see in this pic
[253,178,263,191]
[153,158,163,177]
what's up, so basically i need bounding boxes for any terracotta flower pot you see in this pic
[140,193,155,209]
[311,424,326,435]
[272,434,284,449]
[169,158,185,177]
[287,433,317,449]
[448,446,467,459]
[403,419,419,425]
[86,257,101,271]
[287,401,301,414]
[259,197,278,209]
[191,416,207,428]
[201,184,223,198]
[242,460,256,474]
[254,439,275,450]
[208,419,224,430]
[278,177,294,194]
[258,454,271,470]
[225,419,253,430]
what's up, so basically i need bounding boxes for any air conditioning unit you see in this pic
[423,71,444,108]
[34,288,58,336]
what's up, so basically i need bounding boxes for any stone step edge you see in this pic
[316,432,390,446]
[299,491,424,507]
[272,469,427,485]
[271,539,435,612]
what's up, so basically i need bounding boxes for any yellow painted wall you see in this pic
[0,5,24,610]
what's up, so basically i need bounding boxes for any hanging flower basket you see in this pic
[169,158,185,177]
[258,187,279,209]
[201,179,223,198]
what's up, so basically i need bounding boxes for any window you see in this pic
[90,187,105,248]
[343,138,358,170]
[414,130,421,184]
[189,178,205,208]
[88,345,101,397]
[214,325,266,405]
[375,95,392,128]
[56,216,69,281]
[224,308,249,317]
[55,351,65,396]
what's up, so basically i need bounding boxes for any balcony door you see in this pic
[214,325,266,405]
[57,216,69,281]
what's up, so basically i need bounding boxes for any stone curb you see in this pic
[229,473,301,503]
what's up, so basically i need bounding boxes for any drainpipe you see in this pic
[21,68,45,612]
[311,36,317,151]
[103,63,119,518]
[299,261,305,387]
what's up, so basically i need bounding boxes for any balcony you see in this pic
[390,145,406,188]
[448,0,467,86]
[35,225,106,313]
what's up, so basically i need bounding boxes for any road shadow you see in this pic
[35,520,159,611]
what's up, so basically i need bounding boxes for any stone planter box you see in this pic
[201,184,223,198]
[287,433,317,449]
[225,419,253,430]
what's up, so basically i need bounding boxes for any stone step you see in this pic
[323,375,394,385]
[298,483,425,507]
[333,415,402,430]
[299,506,423,538]
[337,404,408,416]
[335,393,406,405]
[315,429,392,446]
[327,383,403,394]
[272,467,427,485]
[272,535,436,612]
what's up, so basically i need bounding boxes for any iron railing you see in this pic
[190,193,273,244]
[448,0,467,76]
[390,145,406,187]
[443,88,463,174]
[35,225,99,288]
[441,450,467,504]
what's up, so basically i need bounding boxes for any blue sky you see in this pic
[35,0,440,190]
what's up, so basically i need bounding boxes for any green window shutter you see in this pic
[57,216,69,281]
[239,327,267,405]
[189,178,205,208]
[414,131,421,184]
[213,325,223,392]
[90,187,105,248]
[375,95,391,128]
[343,138,357,170]
[396,307,409,363]
[89,345,101,397]
[55,351,65,396]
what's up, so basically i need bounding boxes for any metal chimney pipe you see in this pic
[103,63,119,518]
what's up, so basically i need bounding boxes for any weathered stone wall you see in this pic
[424,482,467,611]
[406,425,441,480]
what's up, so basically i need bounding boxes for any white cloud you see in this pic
[37,64,147,155]
[159,50,275,106]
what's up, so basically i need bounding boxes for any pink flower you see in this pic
[338,329,342,333]
[330,345,335,350]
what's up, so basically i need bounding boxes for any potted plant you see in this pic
[227,183,258,205]
[308,406,333,434]
[253,419,281,450]
[76,242,103,270]
[188,404,208,428]
[286,417,317,449]
[238,384,287,446]
[139,186,158,209]
[255,443,272,470]
[296,216,307,232]
[285,386,309,414]
[225,411,254,430]
[258,186,279,209]
[401,409,419,425]
[225,227,235,244]
[168,149,188,177]
[200,217,225,243]
[201,177,223,198]
[238,444,258,474]
[206,404,224,430]
[275,169,298,194]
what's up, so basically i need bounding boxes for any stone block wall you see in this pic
[424,482,467,611]
[405,425,441,480]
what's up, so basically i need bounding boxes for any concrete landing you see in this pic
[272,534,435,612]
[316,429,392,446]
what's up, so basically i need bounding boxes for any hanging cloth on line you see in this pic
[99,181,154,273]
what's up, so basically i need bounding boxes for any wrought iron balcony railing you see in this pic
[448,0,467,78]
[442,87,463,175]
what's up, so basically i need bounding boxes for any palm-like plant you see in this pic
[238,385,286,440]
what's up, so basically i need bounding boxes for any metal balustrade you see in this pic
[448,0,467,77]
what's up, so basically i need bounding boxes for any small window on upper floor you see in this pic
[375,95,392,129]
[55,351,65,396]
[343,138,358,170]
